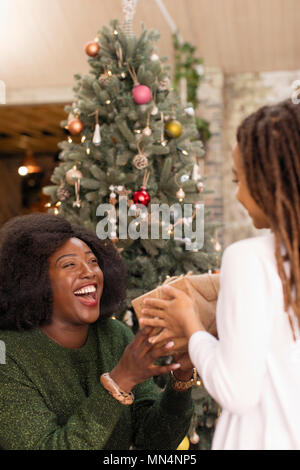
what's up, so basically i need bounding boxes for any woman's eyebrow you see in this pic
[55,251,93,265]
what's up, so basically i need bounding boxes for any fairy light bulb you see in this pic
[18,166,28,176]
[215,241,221,251]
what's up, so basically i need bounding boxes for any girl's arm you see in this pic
[141,241,274,415]
[188,242,274,415]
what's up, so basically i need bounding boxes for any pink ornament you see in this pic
[132,84,152,105]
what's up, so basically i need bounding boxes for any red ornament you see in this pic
[133,186,151,206]
[84,41,100,57]
[67,118,84,135]
[132,84,152,105]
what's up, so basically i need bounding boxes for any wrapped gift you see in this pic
[131,273,220,352]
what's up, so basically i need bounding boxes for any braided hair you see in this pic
[237,99,300,339]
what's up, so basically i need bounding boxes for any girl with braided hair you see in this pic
[140,99,300,449]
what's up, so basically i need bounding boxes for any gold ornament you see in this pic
[177,436,190,451]
[165,119,183,139]
[176,187,185,202]
[66,167,82,186]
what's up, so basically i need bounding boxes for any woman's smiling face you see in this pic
[48,237,104,326]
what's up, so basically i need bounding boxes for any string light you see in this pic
[215,241,222,252]
[81,136,86,143]
[18,166,28,176]
[177,147,189,156]
[68,136,73,143]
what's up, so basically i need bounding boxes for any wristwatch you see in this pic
[170,367,198,392]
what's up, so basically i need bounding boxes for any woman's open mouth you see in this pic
[73,284,98,307]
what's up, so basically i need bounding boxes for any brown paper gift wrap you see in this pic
[131,273,220,353]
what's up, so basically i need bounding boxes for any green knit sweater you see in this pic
[0,318,193,450]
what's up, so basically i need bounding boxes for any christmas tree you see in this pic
[43,18,220,450]
[43,19,219,308]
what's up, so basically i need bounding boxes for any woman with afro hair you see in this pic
[0,212,194,450]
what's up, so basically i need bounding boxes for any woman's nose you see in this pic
[78,261,96,278]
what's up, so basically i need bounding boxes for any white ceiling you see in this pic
[1,0,300,93]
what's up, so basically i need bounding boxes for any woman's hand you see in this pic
[140,285,206,343]
[109,326,181,393]
[172,351,195,382]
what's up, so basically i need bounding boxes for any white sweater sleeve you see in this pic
[188,242,274,415]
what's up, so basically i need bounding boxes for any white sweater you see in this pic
[189,233,300,450]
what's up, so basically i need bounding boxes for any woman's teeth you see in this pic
[74,285,96,296]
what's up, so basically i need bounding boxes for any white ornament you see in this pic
[180,174,189,183]
[176,187,185,202]
[192,163,201,181]
[190,431,200,445]
[151,53,159,61]
[123,310,134,327]
[142,126,152,136]
[184,106,195,117]
[151,104,158,116]
[93,123,101,146]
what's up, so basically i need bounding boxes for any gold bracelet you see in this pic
[100,373,134,405]
[169,368,198,392]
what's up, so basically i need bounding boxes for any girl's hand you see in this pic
[172,351,195,381]
[109,326,182,393]
[140,285,206,343]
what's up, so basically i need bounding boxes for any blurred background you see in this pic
[1,0,300,245]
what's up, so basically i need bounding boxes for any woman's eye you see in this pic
[232,179,239,184]
[90,258,99,264]
[63,263,75,268]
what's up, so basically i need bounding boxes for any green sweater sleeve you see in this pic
[0,354,126,450]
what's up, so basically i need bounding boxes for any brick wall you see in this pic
[198,67,300,249]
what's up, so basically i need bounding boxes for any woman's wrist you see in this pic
[173,368,194,381]
[109,366,136,393]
